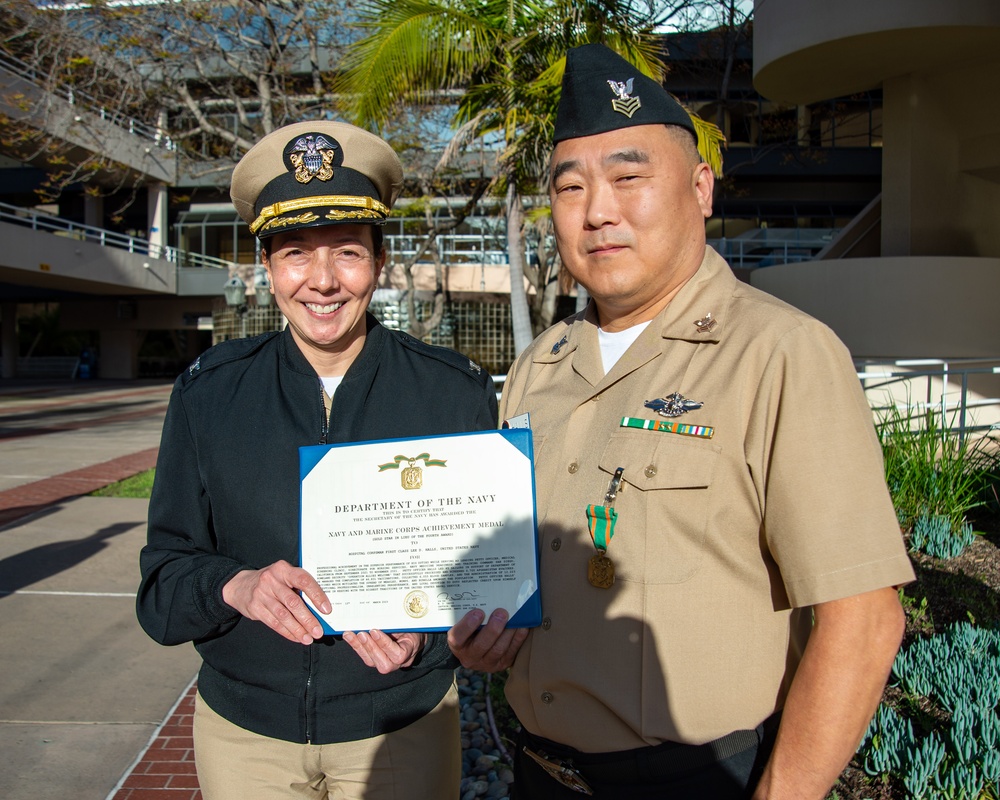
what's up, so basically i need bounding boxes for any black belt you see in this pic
[520,714,780,793]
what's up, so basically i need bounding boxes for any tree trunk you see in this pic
[506,182,533,355]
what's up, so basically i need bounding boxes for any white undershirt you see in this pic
[597,321,651,374]
[320,376,344,398]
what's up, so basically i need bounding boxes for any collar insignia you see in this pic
[644,392,703,418]
[694,313,717,333]
[288,134,337,184]
[608,78,641,119]
[550,335,568,355]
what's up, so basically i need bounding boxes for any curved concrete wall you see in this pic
[753,0,1000,103]
[749,256,1000,358]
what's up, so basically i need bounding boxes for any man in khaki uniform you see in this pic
[449,44,914,799]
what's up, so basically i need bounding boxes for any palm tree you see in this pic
[335,0,723,355]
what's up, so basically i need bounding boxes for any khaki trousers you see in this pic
[193,682,460,800]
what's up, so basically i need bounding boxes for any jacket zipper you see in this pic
[305,378,330,744]
[318,379,329,445]
[308,377,327,743]
[305,670,313,744]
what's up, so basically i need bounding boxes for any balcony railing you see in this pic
[709,230,839,268]
[0,51,174,150]
[492,359,1000,437]
[0,200,234,271]
[857,358,1000,440]
[385,232,509,266]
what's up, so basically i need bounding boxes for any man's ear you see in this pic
[693,162,715,219]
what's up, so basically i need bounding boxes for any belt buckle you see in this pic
[522,745,594,795]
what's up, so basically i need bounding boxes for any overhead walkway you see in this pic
[0,201,234,298]
[0,52,175,183]
[0,202,237,380]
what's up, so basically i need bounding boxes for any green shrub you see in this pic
[875,404,995,537]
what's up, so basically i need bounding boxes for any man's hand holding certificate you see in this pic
[300,429,540,634]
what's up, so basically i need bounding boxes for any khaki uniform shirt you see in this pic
[499,248,914,751]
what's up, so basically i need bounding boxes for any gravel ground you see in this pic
[457,669,515,799]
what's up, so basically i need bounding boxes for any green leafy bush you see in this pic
[875,404,995,536]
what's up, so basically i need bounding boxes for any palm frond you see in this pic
[686,110,726,177]
[335,0,501,129]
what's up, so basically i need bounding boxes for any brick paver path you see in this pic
[110,683,202,800]
[0,447,160,528]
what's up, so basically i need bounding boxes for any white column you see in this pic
[147,182,169,259]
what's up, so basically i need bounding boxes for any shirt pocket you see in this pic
[598,432,720,584]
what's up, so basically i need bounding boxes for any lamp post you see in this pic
[253,266,271,308]
[223,274,247,310]
[223,273,248,339]
[223,268,272,339]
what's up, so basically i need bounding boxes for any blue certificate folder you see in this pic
[299,428,541,635]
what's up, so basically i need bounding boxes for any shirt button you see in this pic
[541,692,554,704]
[644,464,657,478]
[551,538,562,551]
[541,617,552,630]
[591,394,601,402]
[568,462,579,474]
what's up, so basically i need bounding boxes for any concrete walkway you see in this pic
[0,380,202,800]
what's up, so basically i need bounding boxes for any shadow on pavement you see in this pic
[0,520,141,597]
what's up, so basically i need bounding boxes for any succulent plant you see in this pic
[859,623,1000,798]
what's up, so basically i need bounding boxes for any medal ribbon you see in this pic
[586,504,617,552]
[377,453,447,471]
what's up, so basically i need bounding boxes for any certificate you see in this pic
[299,429,540,634]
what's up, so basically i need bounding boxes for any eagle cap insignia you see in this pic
[644,392,704,418]
[608,77,641,119]
[287,134,337,184]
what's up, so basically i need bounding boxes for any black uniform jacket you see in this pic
[137,316,498,744]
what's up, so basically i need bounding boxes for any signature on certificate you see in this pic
[436,590,483,607]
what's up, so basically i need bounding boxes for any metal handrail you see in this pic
[383,232,838,269]
[856,358,1000,439]
[0,51,174,150]
[492,359,1000,438]
[0,200,234,270]
[386,232,509,265]
[708,234,837,268]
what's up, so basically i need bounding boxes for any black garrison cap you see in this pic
[553,43,696,144]
[231,121,403,239]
